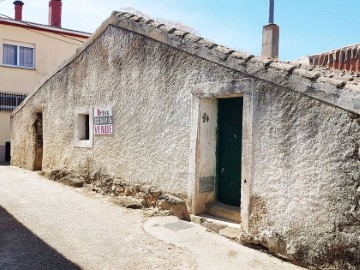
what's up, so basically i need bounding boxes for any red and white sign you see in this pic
[94,107,113,135]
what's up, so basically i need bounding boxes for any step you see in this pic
[205,202,241,223]
[191,214,241,241]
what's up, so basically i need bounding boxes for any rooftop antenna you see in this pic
[262,0,279,59]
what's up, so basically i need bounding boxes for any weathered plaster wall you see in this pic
[247,81,360,268]
[11,25,244,195]
[11,21,360,269]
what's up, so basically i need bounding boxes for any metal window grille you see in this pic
[0,92,27,112]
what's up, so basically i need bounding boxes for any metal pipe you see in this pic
[268,0,274,24]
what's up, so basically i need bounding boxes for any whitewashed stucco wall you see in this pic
[11,26,244,195]
[11,23,360,269]
[248,81,360,267]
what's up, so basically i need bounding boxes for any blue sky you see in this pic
[1,0,359,61]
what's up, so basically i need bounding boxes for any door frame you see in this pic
[188,79,255,229]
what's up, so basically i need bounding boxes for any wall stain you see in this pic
[248,195,267,235]
[312,242,360,270]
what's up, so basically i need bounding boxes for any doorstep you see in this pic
[191,214,241,242]
[205,202,241,223]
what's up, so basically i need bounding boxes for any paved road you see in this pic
[0,166,306,270]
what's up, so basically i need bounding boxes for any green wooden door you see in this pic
[217,98,243,207]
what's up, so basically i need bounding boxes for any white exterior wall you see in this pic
[11,26,243,194]
[10,22,360,269]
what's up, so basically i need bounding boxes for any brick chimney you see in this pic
[262,0,279,59]
[262,24,279,59]
[13,1,24,21]
[48,0,62,27]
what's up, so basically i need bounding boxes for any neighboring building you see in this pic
[0,0,90,161]
[308,44,360,72]
[11,11,360,270]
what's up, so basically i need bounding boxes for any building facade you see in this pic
[10,12,360,269]
[0,0,90,161]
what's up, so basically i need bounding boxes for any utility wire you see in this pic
[0,13,87,45]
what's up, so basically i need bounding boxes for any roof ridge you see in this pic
[111,11,348,83]
[12,11,360,117]
[109,11,360,114]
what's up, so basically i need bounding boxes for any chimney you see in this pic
[48,0,62,27]
[13,1,24,21]
[262,0,279,59]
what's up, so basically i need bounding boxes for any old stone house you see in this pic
[11,11,360,269]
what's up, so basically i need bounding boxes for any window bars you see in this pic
[0,92,27,112]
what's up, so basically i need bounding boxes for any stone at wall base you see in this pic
[70,178,85,188]
[158,194,191,221]
[45,168,190,220]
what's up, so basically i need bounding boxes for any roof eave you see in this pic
[0,17,91,38]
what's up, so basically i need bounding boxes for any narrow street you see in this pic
[0,165,305,270]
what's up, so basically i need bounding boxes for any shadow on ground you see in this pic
[0,206,80,270]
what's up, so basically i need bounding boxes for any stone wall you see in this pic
[11,25,243,195]
[246,81,360,269]
[45,168,190,220]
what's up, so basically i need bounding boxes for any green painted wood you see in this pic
[5,142,10,162]
[217,98,243,207]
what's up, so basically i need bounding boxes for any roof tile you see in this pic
[269,62,299,73]
[173,30,188,38]
[198,39,217,49]
[229,51,252,60]
[214,45,234,56]
[316,77,347,88]
[158,25,176,33]
[293,69,321,81]
[184,34,202,43]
